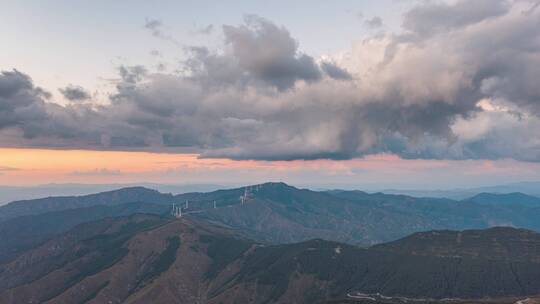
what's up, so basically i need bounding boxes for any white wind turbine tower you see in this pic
[241,186,248,205]
[171,204,182,218]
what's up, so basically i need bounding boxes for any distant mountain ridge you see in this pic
[0,187,174,222]
[0,183,226,206]
[466,192,540,207]
[1,215,540,303]
[379,181,540,199]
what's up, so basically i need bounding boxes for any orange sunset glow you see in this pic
[1,148,540,187]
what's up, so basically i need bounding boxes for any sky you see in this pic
[1,0,540,189]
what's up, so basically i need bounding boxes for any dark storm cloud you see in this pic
[59,85,91,101]
[1,5,540,162]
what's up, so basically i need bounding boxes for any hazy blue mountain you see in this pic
[0,183,226,206]
[466,192,540,207]
[0,187,174,222]
[378,181,540,200]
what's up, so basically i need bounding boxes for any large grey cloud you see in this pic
[1,2,540,162]
[221,15,322,90]
[183,15,324,91]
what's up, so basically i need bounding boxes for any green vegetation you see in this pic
[199,234,252,280]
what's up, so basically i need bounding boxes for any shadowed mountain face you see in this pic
[1,215,540,304]
[0,202,170,264]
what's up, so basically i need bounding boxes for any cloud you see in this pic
[193,24,214,35]
[220,15,322,90]
[403,0,510,36]
[0,166,18,171]
[118,65,147,84]
[143,18,179,45]
[364,16,383,29]
[320,62,353,80]
[1,5,540,162]
[0,70,51,130]
[59,85,91,101]
[69,168,123,176]
[144,18,165,37]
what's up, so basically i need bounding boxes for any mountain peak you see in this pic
[256,182,295,189]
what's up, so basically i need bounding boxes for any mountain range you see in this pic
[2,183,540,303]
[2,183,540,254]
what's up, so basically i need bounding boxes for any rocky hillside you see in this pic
[2,215,540,304]
[372,227,540,262]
